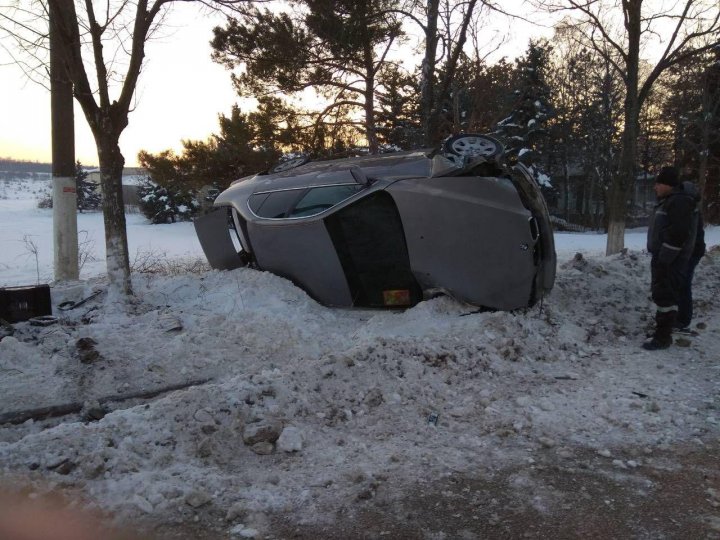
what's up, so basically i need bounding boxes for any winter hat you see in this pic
[656,166,679,187]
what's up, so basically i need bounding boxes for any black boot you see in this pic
[642,335,672,350]
[642,310,675,350]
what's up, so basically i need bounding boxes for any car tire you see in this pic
[269,155,310,174]
[443,134,503,159]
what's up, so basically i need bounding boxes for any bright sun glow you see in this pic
[0,5,237,167]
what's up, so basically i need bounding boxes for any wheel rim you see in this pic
[449,136,498,157]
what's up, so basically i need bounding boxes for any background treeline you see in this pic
[138,2,720,229]
[0,159,52,177]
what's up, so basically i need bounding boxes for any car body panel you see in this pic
[194,208,244,271]
[387,176,536,310]
[246,219,353,306]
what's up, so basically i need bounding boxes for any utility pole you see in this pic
[50,2,79,280]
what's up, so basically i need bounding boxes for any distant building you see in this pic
[86,167,146,213]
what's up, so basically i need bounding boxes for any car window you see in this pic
[288,184,363,218]
[249,189,304,218]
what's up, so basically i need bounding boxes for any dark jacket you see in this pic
[683,181,706,260]
[647,183,698,265]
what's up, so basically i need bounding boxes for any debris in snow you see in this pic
[277,426,303,452]
[193,408,215,424]
[243,420,283,445]
[226,502,245,521]
[158,312,183,332]
[250,442,274,455]
[646,402,661,413]
[197,438,213,458]
[76,336,101,364]
[538,436,556,449]
[81,400,107,421]
[184,489,212,508]
[47,458,76,475]
[133,495,154,513]
[597,449,612,458]
[229,524,260,538]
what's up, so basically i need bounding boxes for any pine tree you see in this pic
[211,0,404,154]
[75,161,101,212]
[495,41,555,194]
[375,64,421,150]
[495,42,553,160]
[137,178,199,224]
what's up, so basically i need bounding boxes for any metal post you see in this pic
[50,2,79,281]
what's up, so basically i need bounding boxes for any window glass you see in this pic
[248,193,269,214]
[249,189,304,218]
[289,184,363,217]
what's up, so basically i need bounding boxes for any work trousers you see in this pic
[650,256,687,339]
[677,253,702,328]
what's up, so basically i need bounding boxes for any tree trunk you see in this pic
[420,0,440,147]
[605,0,642,255]
[586,167,597,229]
[428,0,477,147]
[562,147,570,221]
[365,85,378,154]
[364,39,378,154]
[697,109,709,213]
[606,113,639,254]
[96,137,132,294]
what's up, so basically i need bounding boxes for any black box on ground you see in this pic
[0,284,52,323]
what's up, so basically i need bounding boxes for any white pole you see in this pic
[53,175,79,280]
[50,2,79,281]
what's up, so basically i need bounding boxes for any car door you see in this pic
[244,185,363,306]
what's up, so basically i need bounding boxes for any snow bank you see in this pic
[1,176,719,536]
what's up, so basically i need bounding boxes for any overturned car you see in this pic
[194,135,556,311]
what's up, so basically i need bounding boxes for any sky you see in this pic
[0,2,556,168]
[0,4,240,167]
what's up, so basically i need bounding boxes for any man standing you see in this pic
[676,180,706,331]
[644,166,698,350]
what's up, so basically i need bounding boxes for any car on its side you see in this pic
[194,135,556,310]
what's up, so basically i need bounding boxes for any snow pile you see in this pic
[0,247,719,536]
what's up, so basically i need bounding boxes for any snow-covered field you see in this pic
[1,176,719,538]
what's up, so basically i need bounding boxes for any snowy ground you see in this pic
[1,176,719,539]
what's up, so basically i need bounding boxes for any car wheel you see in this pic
[443,134,503,159]
[269,155,310,174]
